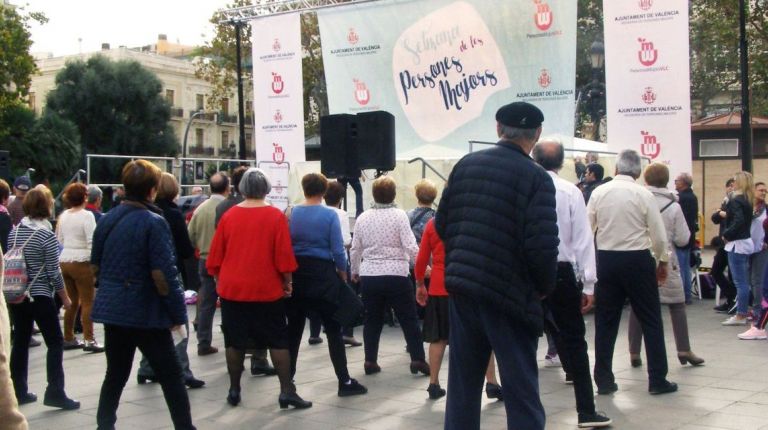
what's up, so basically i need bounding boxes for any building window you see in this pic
[221,98,229,116]
[699,138,738,157]
[245,133,252,148]
[245,100,252,115]
[195,128,204,148]
[165,89,175,106]
[196,94,204,111]
[221,130,229,149]
[28,92,36,111]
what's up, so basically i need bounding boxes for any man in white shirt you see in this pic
[587,150,676,395]
[533,140,611,428]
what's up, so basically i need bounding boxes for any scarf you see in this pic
[371,202,397,210]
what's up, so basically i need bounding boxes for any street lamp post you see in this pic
[738,0,752,173]
[233,20,247,161]
[575,40,606,142]
[182,110,206,194]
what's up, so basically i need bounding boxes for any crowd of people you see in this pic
[0,100,765,430]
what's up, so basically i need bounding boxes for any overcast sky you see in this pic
[21,0,232,57]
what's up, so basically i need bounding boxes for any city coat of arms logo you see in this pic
[274,109,283,123]
[272,38,281,52]
[353,79,370,106]
[639,0,653,11]
[271,73,284,94]
[642,87,657,104]
[347,28,359,45]
[272,142,285,163]
[637,38,658,67]
[534,0,553,31]
[538,69,551,88]
[640,131,661,159]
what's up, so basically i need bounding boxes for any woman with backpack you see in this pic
[7,187,79,410]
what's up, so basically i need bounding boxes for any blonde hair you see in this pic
[156,172,180,201]
[414,179,437,205]
[732,171,755,209]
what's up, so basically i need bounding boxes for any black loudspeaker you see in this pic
[0,151,9,181]
[320,114,357,178]
[356,111,395,171]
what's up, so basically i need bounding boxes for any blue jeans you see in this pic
[727,251,752,315]
[675,248,692,302]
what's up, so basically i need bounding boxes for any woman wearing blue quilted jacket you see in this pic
[91,160,194,430]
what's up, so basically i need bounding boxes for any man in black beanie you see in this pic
[435,102,558,430]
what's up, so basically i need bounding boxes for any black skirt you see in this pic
[422,295,450,343]
[220,298,289,350]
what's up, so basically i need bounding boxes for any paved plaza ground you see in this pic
[18,295,768,430]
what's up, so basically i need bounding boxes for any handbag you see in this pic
[333,280,364,327]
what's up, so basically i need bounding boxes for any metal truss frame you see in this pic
[219,0,381,23]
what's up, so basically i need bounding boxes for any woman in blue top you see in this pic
[91,160,194,430]
[287,173,367,398]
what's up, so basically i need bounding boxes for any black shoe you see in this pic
[83,341,105,353]
[43,395,80,410]
[198,346,219,356]
[185,378,205,389]
[137,374,156,385]
[278,392,312,409]
[343,336,362,347]
[227,388,241,406]
[427,383,446,400]
[364,362,381,375]
[649,380,678,395]
[17,392,37,405]
[250,357,278,376]
[630,355,643,368]
[597,382,619,395]
[308,337,323,345]
[578,411,613,428]
[409,361,430,376]
[338,378,368,397]
[29,337,42,348]
[714,302,732,313]
[485,382,503,400]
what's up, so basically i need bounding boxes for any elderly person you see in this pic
[0,179,12,252]
[85,185,104,222]
[408,179,437,244]
[56,183,101,352]
[628,163,704,368]
[351,176,428,376]
[287,173,367,397]
[673,172,699,304]
[721,171,756,326]
[91,160,193,429]
[207,168,311,409]
[8,187,78,410]
[8,177,31,226]
[136,173,204,389]
[588,150,676,396]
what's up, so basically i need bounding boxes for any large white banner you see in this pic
[317,0,577,154]
[604,0,692,178]
[252,13,305,209]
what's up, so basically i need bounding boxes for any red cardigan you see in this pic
[207,205,297,302]
[414,219,447,296]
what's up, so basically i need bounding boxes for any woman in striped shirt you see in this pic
[8,187,79,410]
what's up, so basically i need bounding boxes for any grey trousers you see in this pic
[628,303,690,354]
[138,322,193,380]
[196,258,218,348]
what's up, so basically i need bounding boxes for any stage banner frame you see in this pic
[317,0,577,154]
[252,12,305,210]
[603,0,692,179]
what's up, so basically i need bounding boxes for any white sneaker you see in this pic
[737,326,767,340]
[722,316,748,326]
[544,355,562,368]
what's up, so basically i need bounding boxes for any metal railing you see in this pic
[407,157,447,182]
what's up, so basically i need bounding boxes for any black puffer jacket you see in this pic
[435,141,559,335]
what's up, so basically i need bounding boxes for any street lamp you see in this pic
[182,110,206,193]
[577,40,606,142]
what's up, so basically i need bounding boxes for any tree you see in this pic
[0,6,47,111]
[45,55,178,182]
[690,0,768,117]
[26,112,81,182]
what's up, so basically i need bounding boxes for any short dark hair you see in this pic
[301,173,329,198]
[63,182,88,207]
[122,159,162,201]
[586,163,604,181]
[232,166,247,195]
[726,178,735,187]
[372,176,396,204]
[532,141,564,171]
[0,179,10,203]
[324,181,345,207]
[414,179,437,205]
[209,172,230,194]
[23,187,53,219]
[756,182,766,188]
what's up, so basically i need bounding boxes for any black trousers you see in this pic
[286,298,350,382]
[9,296,65,398]
[97,324,194,430]
[594,250,668,388]
[360,275,425,363]
[712,247,735,302]
[445,294,544,430]
[543,263,596,415]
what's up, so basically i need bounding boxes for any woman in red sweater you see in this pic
[415,218,503,401]
[206,168,311,410]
